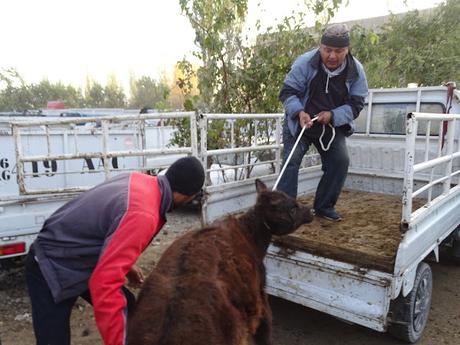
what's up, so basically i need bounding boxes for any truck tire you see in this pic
[388,262,432,343]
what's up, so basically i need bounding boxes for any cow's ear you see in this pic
[255,179,267,193]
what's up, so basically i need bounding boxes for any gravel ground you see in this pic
[1,207,459,345]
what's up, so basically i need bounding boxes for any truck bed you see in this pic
[272,189,424,273]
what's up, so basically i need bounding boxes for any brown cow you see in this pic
[127,179,313,345]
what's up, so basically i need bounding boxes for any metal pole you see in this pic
[401,113,418,227]
[199,114,209,185]
[275,117,281,174]
[45,125,51,157]
[231,120,237,181]
[199,113,209,227]
[140,117,146,169]
[444,118,455,193]
[101,120,110,180]
[190,112,198,157]
[365,92,373,135]
[63,132,69,188]
[425,120,434,203]
[13,125,25,194]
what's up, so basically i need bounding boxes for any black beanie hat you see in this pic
[165,156,205,196]
[321,23,350,48]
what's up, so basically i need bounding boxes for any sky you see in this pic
[0,0,443,92]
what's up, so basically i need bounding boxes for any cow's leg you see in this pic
[253,295,273,345]
[253,316,273,345]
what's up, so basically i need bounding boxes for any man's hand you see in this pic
[299,111,313,129]
[316,111,333,125]
[126,266,145,289]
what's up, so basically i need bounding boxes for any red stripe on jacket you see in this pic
[89,173,165,345]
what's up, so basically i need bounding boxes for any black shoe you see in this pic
[315,208,342,222]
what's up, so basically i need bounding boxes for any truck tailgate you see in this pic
[265,245,394,331]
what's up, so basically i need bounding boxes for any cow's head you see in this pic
[254,179,313,236]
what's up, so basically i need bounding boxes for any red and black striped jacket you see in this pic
[33,172,171,345]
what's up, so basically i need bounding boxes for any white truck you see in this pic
[1,86,459,342]
[0,112,197,265]
[199,85,460,343]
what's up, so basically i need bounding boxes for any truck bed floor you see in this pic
[272,189,424,273]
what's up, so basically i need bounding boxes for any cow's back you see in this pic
[128,218,266,345]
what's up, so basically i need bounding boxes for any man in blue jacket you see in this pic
[278,23,368,221]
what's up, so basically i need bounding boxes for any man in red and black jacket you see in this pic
[25,156,205,345]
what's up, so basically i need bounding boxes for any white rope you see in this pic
[319,124,335,151]
[272,116,335,191]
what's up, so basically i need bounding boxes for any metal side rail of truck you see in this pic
[199,85,460,343]
[0,112,197,266]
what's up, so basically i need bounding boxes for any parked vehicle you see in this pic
[0,112,196,265]
[199,85,460,343]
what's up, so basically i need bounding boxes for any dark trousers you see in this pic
[277,121,349,212]
[25,248,135,345]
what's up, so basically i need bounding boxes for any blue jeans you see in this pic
[277,121,349,213]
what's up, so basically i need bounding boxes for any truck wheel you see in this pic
[389,262,432,343]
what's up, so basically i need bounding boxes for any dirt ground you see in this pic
[1,205,459,345]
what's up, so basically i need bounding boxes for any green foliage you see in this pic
[30,80,85,108]
[84,76,127,108]
[177,0,345,174]
[242,16,316,113]
[175,0,457,175]
[84,78,106,107]
[179,0,458,112]
[128,75,170,109]
[178,0,346,115]
[176,59,195,96]
[0,68,33,111]
[0,68,85,111]
[167,59,200,149]
[0,70,172,111]
[179,0,248,112]
[0,71,128,111]
[350,0,460,87]
[304,0,349,30]
[104,74,126,108]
